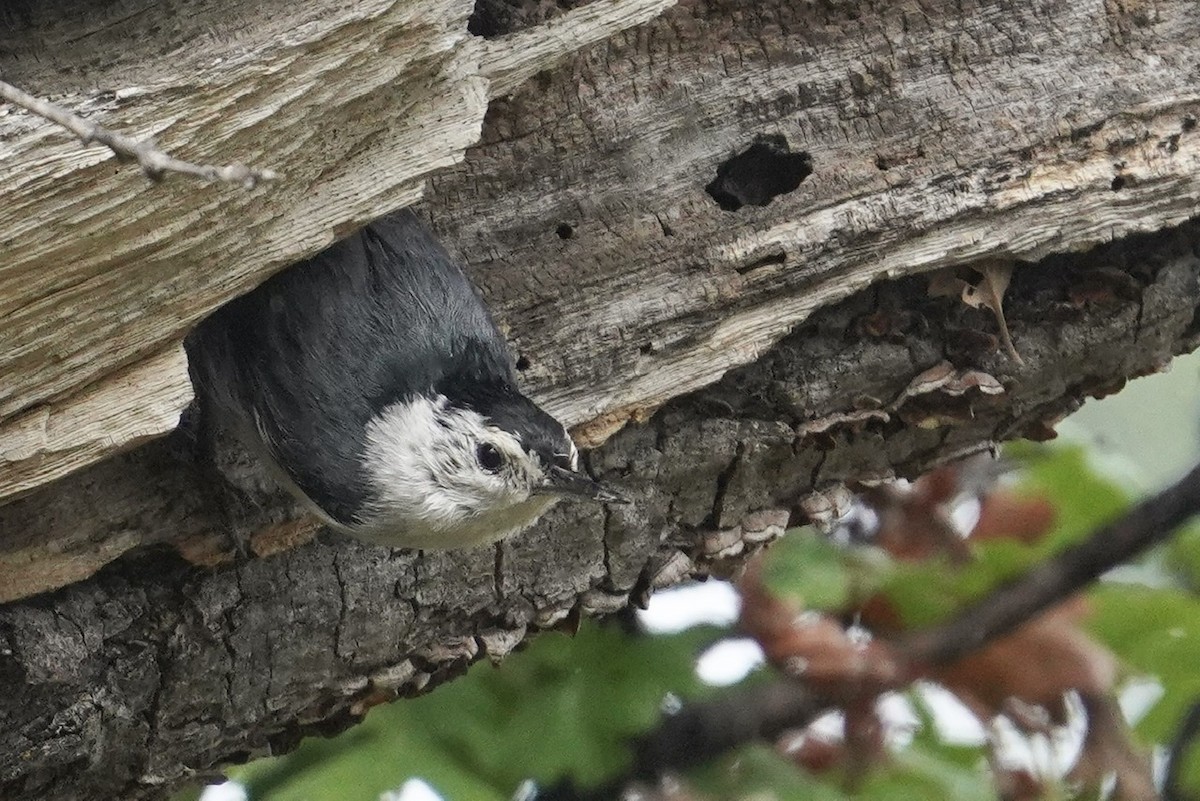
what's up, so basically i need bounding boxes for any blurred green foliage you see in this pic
[234,624,721,800]
[883,442,1132,629]
[761,528,877,610]
[202,355,1200,801]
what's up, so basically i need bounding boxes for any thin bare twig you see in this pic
[0,78,278,187]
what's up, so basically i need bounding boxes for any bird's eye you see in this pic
[476,443,504,472]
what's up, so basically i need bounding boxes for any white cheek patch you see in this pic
[357,396,549,547]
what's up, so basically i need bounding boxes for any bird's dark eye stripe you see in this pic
[477,443,503,472]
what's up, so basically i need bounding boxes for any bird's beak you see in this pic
[538,465,631,504]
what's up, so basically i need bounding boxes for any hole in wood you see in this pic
[705,134,813,212]
[555,222,575,239]
[1111,175,1128,191]
[516,354,532,371]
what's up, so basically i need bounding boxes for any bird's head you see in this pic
[354,392,627,549]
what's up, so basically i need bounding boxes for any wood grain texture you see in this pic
[3,222,1199,800]
[5,0,1198,498]
[4,0,1200,796]
[0,0,674,501]
[431,0,1200,445]
[0,345,191,500]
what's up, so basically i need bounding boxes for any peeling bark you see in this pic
[3,0,1200,797]
[3,0,1200,497]
[4,223,1200,800]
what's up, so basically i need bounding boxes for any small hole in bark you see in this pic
[874,155,890,171]
[468,0,552,37]
[705,134,813,212]
[1111,175,1127,191]
[639,343,655,355]
[555,222,575,239]
[515,354,531,371]
[1183,115,1197,132]
[467,4,500,36]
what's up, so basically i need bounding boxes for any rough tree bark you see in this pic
[2,0,1200,798]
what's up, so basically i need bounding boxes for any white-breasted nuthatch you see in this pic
[185,209,627,549]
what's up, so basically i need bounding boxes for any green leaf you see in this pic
[855,742,993,801]
[880,539,1042,629]
[1005,440,1133,554]
[879,440,1137,629]
[1087,584,1200,743]
[1165,519,1200,590]
[236,622,723,800]
[688,744,848,801]
[688,704,995,801]
[1172,723,1200,801]
[761,527,890,611]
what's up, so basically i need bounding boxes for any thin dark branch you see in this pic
[628,681,828,779]
[554,461,1200,799]
[0,79,278,186]
[901,461,1200,667]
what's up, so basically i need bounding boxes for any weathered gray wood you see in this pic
[0,0,674,500]
[3,0,1200,500]
[4,222,1199,800]
[4,0,1200,797]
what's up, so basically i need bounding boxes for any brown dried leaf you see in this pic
[969,491,1058,546]
[963,260,1024,364]
[861,468,971,563]
[931,603,1117,720]
[739,557,902,694]
[928,268,972,299]
[961,261,1012,311]
[992,765,1046,801]
[780,730,844,773]
[860,482,1117,724]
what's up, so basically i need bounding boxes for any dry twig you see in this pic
[0,78,277,186]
